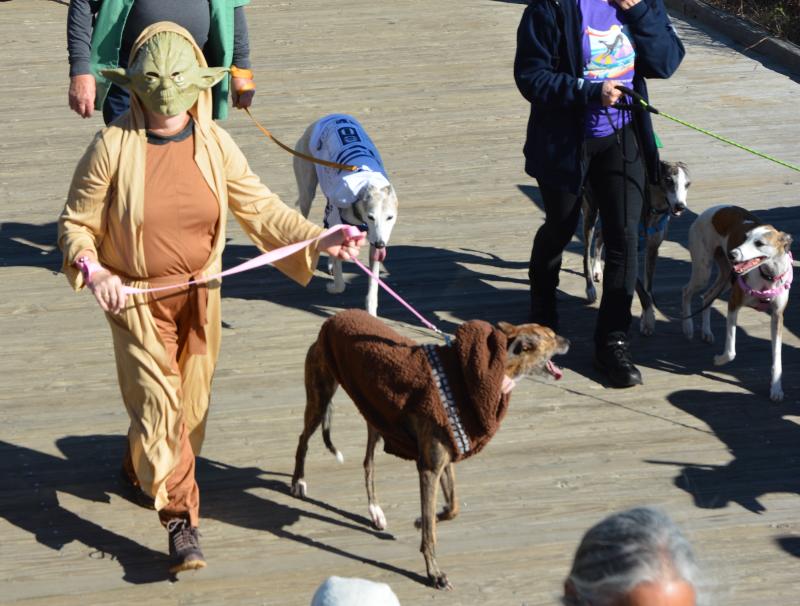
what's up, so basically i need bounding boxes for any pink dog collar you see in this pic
[737,252,793,311]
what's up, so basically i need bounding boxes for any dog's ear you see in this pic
[508,332,542,357]
[497,321,518,338]
[780,231,793,253]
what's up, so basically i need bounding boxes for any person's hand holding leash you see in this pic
[320,227,366,261]
[76,255,127,313]
[89,270,128,314]
[230,66,256,110]
[69,74,96,118]
[601,80,624,106]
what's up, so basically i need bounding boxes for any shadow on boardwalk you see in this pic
[0,434,429,586]
[648,389,800,515]
[0,436,170,585]
[4,199,797,390]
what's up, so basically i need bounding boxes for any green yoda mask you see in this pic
[101,31,228,116]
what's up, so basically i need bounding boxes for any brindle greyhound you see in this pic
[291,318,569,590]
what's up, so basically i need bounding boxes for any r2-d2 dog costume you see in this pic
[310,114,392,228]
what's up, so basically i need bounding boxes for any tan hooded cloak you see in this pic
[58,22,324,510]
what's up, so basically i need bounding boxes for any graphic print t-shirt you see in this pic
[580,0,636,137]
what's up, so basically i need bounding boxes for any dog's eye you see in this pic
[367,214,375,221]
[665,178,673,185]
[386,216,394,221]
[755,240,765,247]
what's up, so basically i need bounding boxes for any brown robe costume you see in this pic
[318,309,511,462]
[58,23,324,512]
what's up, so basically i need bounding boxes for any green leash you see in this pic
[615,85,800,173]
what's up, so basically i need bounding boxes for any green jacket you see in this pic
[89,0,250,119]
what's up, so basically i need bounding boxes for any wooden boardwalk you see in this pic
[1,1,799,604]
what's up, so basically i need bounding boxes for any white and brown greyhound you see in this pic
[294,114,398,317]
[682,205,793,401]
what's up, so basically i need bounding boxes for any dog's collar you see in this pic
[423,344,471,457]
[639,212,669,240]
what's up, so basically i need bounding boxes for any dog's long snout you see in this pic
[728,249,742,262]
[374,241,386,249]
[674,202,687,213]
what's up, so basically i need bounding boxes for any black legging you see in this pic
[529,123,646,346]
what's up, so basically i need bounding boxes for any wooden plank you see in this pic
[1,1,799,604]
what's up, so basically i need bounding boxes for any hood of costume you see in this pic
[58,22,323,511]
[103,29,228,117]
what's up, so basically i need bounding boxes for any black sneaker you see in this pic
[167,518,206,573]
[594,332,642,388]
[529,295,559,331]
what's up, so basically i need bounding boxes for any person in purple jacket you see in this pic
[514,0,684,388]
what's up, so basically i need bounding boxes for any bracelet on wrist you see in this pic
[76,255,104,285]
[230,65,254,80]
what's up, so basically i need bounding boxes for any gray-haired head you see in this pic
[562,507,700,606]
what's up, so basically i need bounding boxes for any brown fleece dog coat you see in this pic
[317,309,511,462]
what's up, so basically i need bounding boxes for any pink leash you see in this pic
[348,255,451,344]
[122,224,451,343]
[123,224,351,295]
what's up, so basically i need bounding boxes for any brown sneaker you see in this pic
[167,518,206,573]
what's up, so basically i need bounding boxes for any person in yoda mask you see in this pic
[57,22,364,574]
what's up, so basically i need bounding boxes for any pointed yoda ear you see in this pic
[195,67,230,90]
[100,68,132,88]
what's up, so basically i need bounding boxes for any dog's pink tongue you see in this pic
[733,257,763,274]
[372,247,387,263]
[546,360,563,380]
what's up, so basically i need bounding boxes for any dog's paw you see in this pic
[701,330,714,344]
[682,320,694,340]
[585,284,597,304]
[290,480,307,498]
[770,384,784,402]
[326,281,346,294]
[429,573,453,591]
[713,352,733,366]
[369,503,387,530]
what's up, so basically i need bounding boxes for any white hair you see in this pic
[562,507,701,606]
[310,576,400,606]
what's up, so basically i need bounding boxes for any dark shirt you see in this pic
[67,0,251,76]
[513,0,684,192]
[120,0,212,66]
